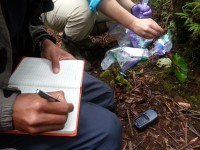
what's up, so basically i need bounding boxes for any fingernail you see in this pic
[54,68,59,73]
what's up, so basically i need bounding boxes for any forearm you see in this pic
[116,0,135,12]
[98,0,137,31]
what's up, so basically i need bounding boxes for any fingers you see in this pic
[24,124,66,135]
[140,19,164,39]
[41,91,74,114]
[51,57,60,74]
[13,92,74,135]
[151,21,164,33]
[29,113,68,126]
[42,100,74,114]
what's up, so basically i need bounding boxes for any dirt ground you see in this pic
[46,1,200,149]
[87,37,200,150]
[48,29,200,150]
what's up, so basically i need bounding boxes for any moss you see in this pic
[162,81,175,94]
[115,75,132,90]
[99,70,115,87]
[188,96,200,109]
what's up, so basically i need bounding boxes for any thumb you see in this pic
[51,58,60,73]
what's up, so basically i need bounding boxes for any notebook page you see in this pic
[9,57,84,89]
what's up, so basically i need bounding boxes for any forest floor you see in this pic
[47,28,200,150]
[46,0,200,149]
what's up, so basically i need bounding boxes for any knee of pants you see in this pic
[64,7,96,41]
[81,72,114,108]
[101,112,122,139]
[94,109,122,149]
[78,102,122,148]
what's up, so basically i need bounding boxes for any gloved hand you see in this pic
[131,3,152,18]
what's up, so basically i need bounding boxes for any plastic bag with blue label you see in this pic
[149,30,172,56]
[101,30,173,73]
[101,47,149,72]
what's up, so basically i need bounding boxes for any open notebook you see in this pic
[7,57,84,136]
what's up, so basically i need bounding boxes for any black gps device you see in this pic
[133,109,158,130]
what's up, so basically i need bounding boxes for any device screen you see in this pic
[135,114,149,126]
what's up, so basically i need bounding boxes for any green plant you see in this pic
[115,75,132,90]
[172,53,188,82]
[176,0,200,38]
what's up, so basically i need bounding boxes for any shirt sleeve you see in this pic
[0,89,20,131]
[87,0,102,12]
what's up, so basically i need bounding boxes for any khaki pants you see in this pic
[43,0,111,42]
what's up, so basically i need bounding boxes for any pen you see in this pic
[36,89,60,102]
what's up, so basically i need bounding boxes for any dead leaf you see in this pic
[178,102,191,109]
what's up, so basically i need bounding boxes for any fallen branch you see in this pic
[163,101,174,114]
[128,141,133,150]
[188,123,200,138]
[133,137,145,150]
[164,129,180,148]
[126,108,134,137]
[179,137,198,150]
[122,141,128,150]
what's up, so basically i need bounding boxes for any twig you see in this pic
[164,129,180,147]
[191,145,200,149]
[126,109,134,137]
[132,71,136,87]
[185,119,188,145]
[186,109,200,114]
[122,141,128,150]
[133,137,145,150]
[154,139,163,147]
[128,141,133,150]
[190,115,200,120]
[163,101,174,114]
[188,123,200,138]
[189,127,200,138]
[179,137,198,150]
[185,114,200,116]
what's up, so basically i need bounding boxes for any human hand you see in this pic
[41,39,76,73]
[131,18,164,39]
[131,3,152,18]
[13,91,74,135]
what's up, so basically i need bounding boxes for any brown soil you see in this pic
[46,1,200,149]
[47,29,200,149]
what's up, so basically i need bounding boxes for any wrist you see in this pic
[41,39,55,52]
[127,15,137,31]
[41,39,52,51]
[36,36,56,53]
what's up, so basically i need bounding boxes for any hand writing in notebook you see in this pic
[13,91,74,135]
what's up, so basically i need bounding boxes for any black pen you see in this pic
[36,89,60,102]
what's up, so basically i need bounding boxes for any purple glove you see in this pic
[131,4,152,18]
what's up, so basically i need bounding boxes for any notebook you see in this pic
[6,57,84,136]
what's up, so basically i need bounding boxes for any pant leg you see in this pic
[44,0,96,41]
[81,72,114,108]
[0,102,122,150]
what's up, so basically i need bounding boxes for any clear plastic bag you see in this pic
[101,47,149,72]
[149,30,172,56]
